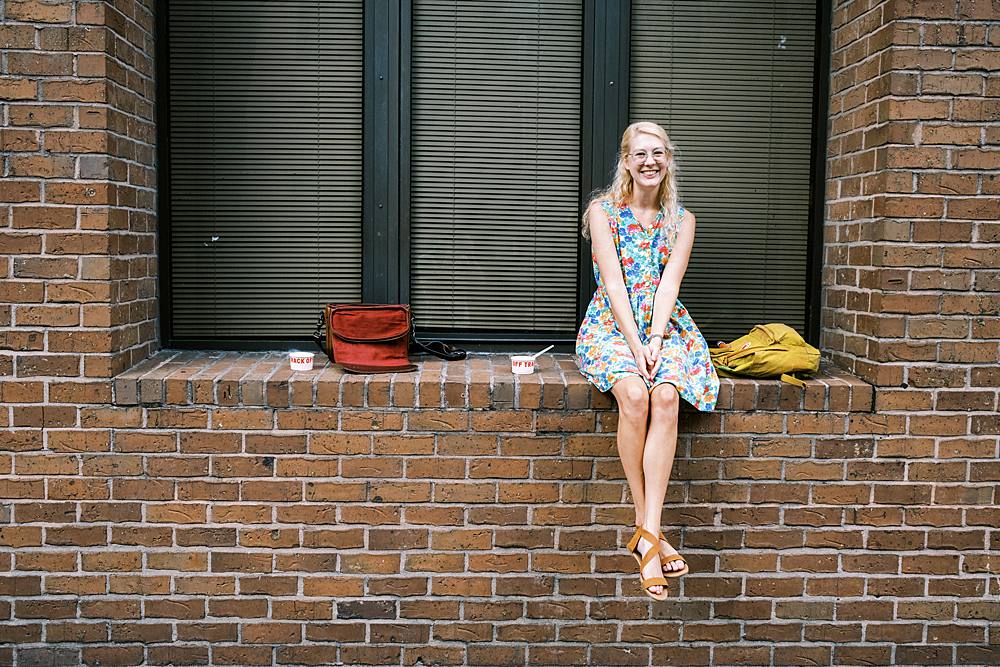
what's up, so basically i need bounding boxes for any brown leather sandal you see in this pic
[627,526,669,601]
[626,526,690,578]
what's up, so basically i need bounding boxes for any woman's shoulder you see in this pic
[588,196,619,215]
[587,197,622,226]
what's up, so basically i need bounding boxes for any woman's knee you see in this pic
[614,380,649,423]
[650,383,680,416]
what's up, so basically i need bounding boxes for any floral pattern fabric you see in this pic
[575,199,719,411]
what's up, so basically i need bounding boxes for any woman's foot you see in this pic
[656,532,689,577]
[635,531,666,596]
[632,521,688,577]
[657,534,685,573]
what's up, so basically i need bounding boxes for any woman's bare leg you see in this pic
[611,377,669,595]
[610,377,650,526]
[643,383,683,572]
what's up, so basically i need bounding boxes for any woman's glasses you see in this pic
[630,149,667,162]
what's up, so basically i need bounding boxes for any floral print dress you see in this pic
[575,199,719,411]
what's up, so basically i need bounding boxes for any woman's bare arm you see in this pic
[646,209,697,371]
[588,201,650,379]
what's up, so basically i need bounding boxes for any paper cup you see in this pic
[511,355,535,374]
[289,351,315,371]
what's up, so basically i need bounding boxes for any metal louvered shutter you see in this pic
[630,0,817,342]
[168,1,362,340]
[409,0,583,334]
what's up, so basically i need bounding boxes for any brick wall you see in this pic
[822,0,999,396]
[0,350,997,667]
[0,0,998,665]
[9,354,932,667]
[1,0,158,382]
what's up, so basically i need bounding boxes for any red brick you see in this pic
[8,52,73,76]
[0,77,38,100]
[302,482,365,504]
[43,80,106,102]
[15,599,77,619]
[955,148,1000,169]
[275,554,342,574]
[244,433,306,454]
[111,623,172,643]
[949,197,1000,220]
[341,457,402,478]
[241,480,301,502]
[956,48,1000,70]
[470,410,532,432]
[14,256,78,279]
[0,25,36,48]
[408,410,468,431]
[242,622,301,644]
[340,410,403,431]
[8,105,73,128]
[175,622,237,642]
[876,195,943,218]
[144,646,209,665]
[6,0,72,22]
[0,232,43,254]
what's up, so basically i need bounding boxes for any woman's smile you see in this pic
[639,166,660,180]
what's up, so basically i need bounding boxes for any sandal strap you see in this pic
[642,575,668,590]
[632,526,659,549]
[639,546,661,569]
[657,532,687,563]
[626,527,642,553]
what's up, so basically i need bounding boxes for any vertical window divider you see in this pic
[156,0,174,345]
[363,0,412,304]
[578,0,631,322]
[805,0,833,346]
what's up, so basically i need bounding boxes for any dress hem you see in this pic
[580,370,719,413]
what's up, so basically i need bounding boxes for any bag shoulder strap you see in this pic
[410,333,467,361]
[312,311,328,356]
[779,373,806,387]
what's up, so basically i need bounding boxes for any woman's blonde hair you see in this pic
[582,121,679,239]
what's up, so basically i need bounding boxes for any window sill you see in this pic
[112,351,872,413]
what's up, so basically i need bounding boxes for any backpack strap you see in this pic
[779,373,806,388]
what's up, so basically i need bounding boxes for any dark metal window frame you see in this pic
[363,0,410,306]
[806,0,833,346]
[156,0,828,349]
[579,0,631,324]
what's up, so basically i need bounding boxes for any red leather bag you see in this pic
[320,304,417,373]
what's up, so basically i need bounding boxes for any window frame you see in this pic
[156,0,829,349]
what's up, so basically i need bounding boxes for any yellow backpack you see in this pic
[709,323,820,387]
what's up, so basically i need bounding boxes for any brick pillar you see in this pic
[823,0,1000,416]
[1,0,157,381]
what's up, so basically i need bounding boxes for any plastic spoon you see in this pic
[531,345,554,359]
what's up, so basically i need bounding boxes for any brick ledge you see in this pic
[110,352,873,413]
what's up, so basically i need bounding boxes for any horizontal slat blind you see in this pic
[630,0,816,341]
[168,1,362,339]
[410,0,583,333]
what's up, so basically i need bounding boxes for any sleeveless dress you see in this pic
[575,199,719,412]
